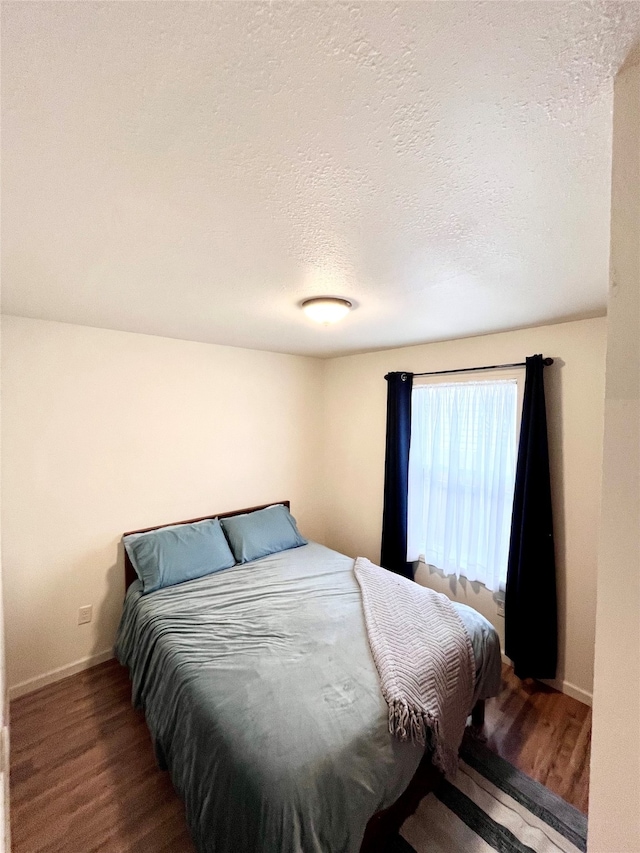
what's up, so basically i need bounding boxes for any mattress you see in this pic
[116,541,501,853]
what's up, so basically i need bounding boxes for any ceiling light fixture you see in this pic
[301,297,353,325]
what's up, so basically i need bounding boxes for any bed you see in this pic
[116,502,502,853]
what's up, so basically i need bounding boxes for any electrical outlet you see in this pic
[78,605,93,625]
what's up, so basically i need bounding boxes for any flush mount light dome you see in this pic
[301,297,353,324]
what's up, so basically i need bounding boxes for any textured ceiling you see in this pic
[3,2,640,357]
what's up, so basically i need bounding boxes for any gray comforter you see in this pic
[116,542,501,853]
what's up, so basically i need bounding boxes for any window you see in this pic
[406,379,518,591]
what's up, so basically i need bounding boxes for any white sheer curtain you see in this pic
[407,380,517,592]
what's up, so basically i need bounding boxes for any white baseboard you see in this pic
[539,678,592,706]
[501,652,592,706]
[8,649,115,701]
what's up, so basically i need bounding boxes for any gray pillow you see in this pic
[124,517,236,594]
[221,504,307,564]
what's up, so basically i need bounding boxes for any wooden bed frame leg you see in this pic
[360,700,486,851]
[359,753,443,852]
[471,699,485,728]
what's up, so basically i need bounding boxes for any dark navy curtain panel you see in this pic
[381,371,414,580]
[505,355,558,680]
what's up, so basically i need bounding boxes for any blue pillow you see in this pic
[220,504,307,564]
[124,517,236,594]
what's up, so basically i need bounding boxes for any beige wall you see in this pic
[323,318,607,703]
[588,56,640,852]
[1,313,607,708]
[1,316,325,696]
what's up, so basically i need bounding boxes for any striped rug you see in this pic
[390,735,587,853]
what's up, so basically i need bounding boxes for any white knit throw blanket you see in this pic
[354,558,475,778]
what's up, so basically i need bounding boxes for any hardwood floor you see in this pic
[10,660,591,853]
[483,666,591,814]
[11,661,196,853]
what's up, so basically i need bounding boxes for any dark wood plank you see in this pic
[10,659,590,852]
[483,664,591,813]
[10,660,196,853]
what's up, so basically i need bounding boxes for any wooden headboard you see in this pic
[123,501,291,590]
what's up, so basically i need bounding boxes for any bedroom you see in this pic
[1,2,638,852]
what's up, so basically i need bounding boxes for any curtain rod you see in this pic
[386,357,553,381]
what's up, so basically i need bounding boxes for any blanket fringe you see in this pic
[388,699,458,778]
